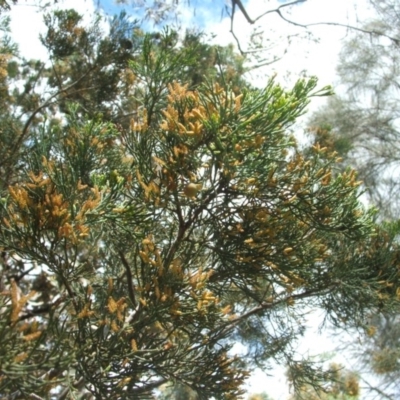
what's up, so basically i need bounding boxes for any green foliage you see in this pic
[0,5,400,400]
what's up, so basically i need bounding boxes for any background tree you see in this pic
[308,1,400,398]
[1,4,400,400]
[352,312,400,399]
[308,0,400,220]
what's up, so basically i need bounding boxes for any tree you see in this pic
[308,0,400,220]
[354,312,400,399]
[307,1,400,398]
[1,6,400,400]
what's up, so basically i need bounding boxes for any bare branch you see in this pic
[231,0,254,24]
[252,0,308,24]
[228,0,399,66]
[275,13,400,45]
[359,375,396,400]
[227,286,334,328]
[230,0,307,25]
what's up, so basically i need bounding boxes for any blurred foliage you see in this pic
[308,0,400,221]
[247,393,274,400]
[288,363,359,400]
[307,1,400,398]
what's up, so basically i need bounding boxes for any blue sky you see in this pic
[95,0,232,29]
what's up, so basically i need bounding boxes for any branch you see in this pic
[17,294,67,322]
[229,287,325,326]
[118,250,137,307]
[359,375,396,400]
[228,0,400,59]
[229,0,307,57]
[231,0,307,25]
[276,13,400,45]
[255,0,308,24]
[231,0,254,24]
[247,55,284,70]
[163,186,218,270]
[209,285,337,342]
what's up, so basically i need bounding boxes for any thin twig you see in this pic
[359,375,395,400]
[228,0,400,60]
[230,0,307,25]
[276,12,400,45]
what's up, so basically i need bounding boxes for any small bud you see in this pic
[184,183,201,198]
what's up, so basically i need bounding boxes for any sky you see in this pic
[5,0,377,398]
[8,0,374,87]
[7,0,375,115]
